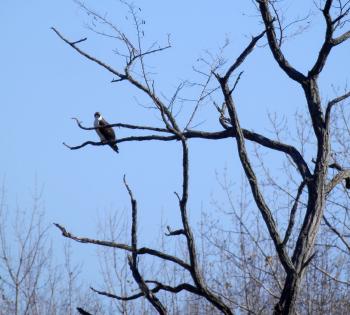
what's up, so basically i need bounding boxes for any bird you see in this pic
[94,112,119,153]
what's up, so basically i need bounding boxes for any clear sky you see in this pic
[1,0,349,285]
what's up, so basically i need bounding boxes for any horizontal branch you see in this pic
[53,223,191,270]
[63,127,311,179]
[71,117,170,133]
[76,307,93,315]
[165,225,185,236]
[91,286,143,301]
[91,281,201,301]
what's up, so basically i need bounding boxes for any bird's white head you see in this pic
[94,112,102,120]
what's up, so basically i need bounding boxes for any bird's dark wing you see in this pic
[98,118,116,141]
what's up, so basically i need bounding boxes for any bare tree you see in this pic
[53,1,350,314]
[0,184,104,315]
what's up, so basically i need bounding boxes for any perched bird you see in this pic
[94,112,119,153]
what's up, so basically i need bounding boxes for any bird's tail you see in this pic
[110,143,119,153]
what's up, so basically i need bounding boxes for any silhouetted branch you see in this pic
[53,223,191,270]
[165,225,185,236]
[52,27,126,81]
[71,117,170,133]
[283,180,307,246]
[63,127,310,180]
[91,286,143,301]
[127,255,167,314]
[91,281,202,301]
[223,30,265,81]
[218,62,295,275]
[325,89,350,124]
[77,307,93,315]
[308,0,334,77]
[326,169,350,193]
[71,37,87,45]
[258,0,306,83]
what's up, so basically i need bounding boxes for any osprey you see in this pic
[94,112,119,153]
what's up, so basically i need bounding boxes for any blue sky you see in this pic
[1,0,349,285]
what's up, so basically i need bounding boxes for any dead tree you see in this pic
[53,1,350,314]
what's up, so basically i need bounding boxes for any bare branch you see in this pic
[308,0,334,77]
[127,43,172,67]
[53,223,191,270]
[71,117,170,133]
[283,180,307,246]
[323,216,350,252]
[91,286,143,301]
[217,74,295,274]
[64,126,311,180]
[71,37,87,45]
[51,27,126,81]
[77,307,93,315]
[123,175,137,265]
[258,0,306,83]
[313,264,350,286]
[91,281,202,301]
[333,30,350,44]
[229,71,244,95]
[223,31,265,81]
[326,169,350,193]
[165,226,185,236]
[309,1,350,76]
[325,89,350,124]
[127,255,167,314]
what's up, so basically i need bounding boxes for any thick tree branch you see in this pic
[257,0,306,83]
[123,177,167,315]
[219,77,295,274]
[309,1,350,77]
[325,89,350,125]
[326,169,350,193]
[127,256,167,314]
[333,30,350,45]
[176,139,233,315]
[308,0,334,77]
